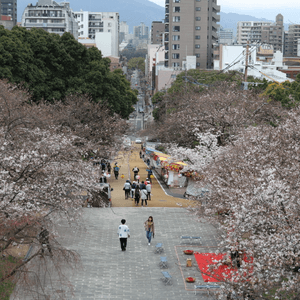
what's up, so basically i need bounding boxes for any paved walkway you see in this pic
[52,207,219,299]
[108,144,191,208]
[13,146,221,300]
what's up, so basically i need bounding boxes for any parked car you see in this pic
[135,138,142,144]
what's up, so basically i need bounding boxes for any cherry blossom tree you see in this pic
[154,83,284,148]
[194,110,300,299]
[0,80,125,298]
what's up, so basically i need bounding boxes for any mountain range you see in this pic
[17,0,288,34]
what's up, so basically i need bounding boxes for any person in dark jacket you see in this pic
[134,185,141,206]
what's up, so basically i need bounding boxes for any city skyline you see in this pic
[149,0,299,23]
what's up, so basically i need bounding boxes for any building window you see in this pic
[196,0,201,1]
[195,17,201,21]
[173,0,180,2]
[195,35,200,39]
[173,16,180,22]
[196,7,201,11]
[195,44,200,48]
[172,44,180,50]
[195,26,201,30]
[108,23,111,27]
[172,62,180,67]
[196,53,200,58]
[173,7,180,13]
[172,35,180,40]
[173,26,180,32]
[172,53,180,59]
[196,62,200,67]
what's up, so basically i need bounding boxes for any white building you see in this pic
[74,11,119,57]
[237,21,272,44]
[119,21,129,42]
[214,44,291,83]
[146,44,197,93]
[21,0,78,39]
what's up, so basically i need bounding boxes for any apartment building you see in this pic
[218,27,234,45]
[151,21,164,44]
[21,0,78,39]
[284,24,300,57]
[119,21,129,43]
[164,0,220,70]
[74,11,119,57]
[0,0,17,26]
[237,14,284,52]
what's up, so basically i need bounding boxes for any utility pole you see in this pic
[244,40,250,83]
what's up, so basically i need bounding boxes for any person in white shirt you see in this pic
[117,219,130,251]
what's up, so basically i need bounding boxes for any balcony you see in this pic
[165,53,169,60]
[165,17,169,23]
[165,8,169,14]
[89,24,103,28]
[25,13,65,18]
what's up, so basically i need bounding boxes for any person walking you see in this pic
[146,180,152,200]
[147,169,153,183]
[101,160,106,172]
[131,181,137,199]
[113,164,120,179]
[107,162,111,174]
[99,171,107,183]
[134,185,141,206]
[140,185,148,206]
[144,216,155,245]
[132,166,139,179]
[117,219,130,251]
[123,180,131,199]
[146,158,150,167]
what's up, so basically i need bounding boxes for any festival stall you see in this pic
[152,152,188,187]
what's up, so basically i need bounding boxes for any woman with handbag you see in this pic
[144,216,155,245]
[140,186,148,206]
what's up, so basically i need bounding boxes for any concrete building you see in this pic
[74,11,119,57]
[133,22,149,40]
[151,21,164,44]
[119,21,129,43]
[236,14,284,52]
[21,0,78,39]
[214,44,290,83]
[0,0,17,26]
[0,15,14,29]
[284,24,300,57]
[164,0,220,70]
[218,27,234,45]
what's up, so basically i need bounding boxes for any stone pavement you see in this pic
[47,207,219,300]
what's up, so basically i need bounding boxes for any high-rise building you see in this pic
[151,21,164,44]
[284,24,300,57]
[74,11,119,57]
[119,21,129,43]
[237,14,284,52]
[21,0,78,39]
[133,22,149,40]
[218,27,234,45]
[0,0,17,26]
[164,0,220,69]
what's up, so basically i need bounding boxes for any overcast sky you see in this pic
[149,0,299,23]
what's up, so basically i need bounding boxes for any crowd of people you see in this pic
[123,176,152,206]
